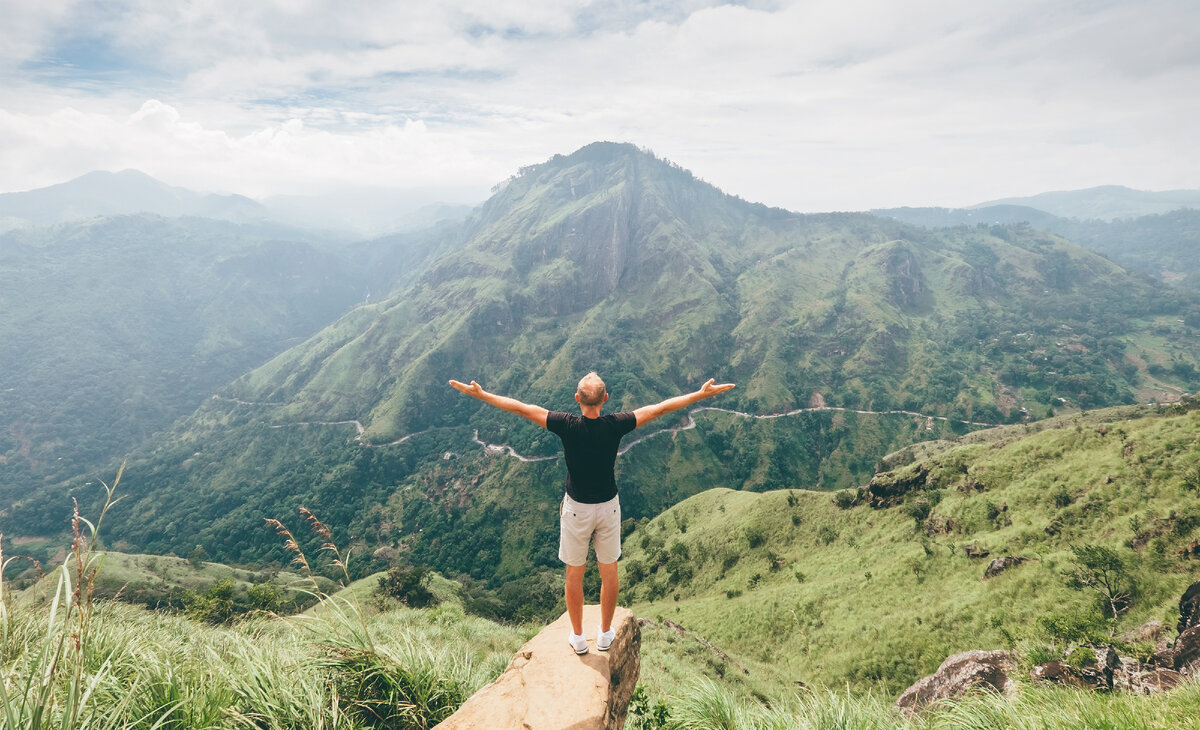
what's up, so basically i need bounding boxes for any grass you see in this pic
[1,487,529,730]
[630,677,1200,730]
[623,405,1200,698]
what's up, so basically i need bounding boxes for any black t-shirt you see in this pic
[546,411,637,503]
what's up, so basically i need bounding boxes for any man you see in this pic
[449,372,735,654]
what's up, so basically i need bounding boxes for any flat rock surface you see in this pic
[436,605,640,730]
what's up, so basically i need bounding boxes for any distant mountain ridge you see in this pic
[871,205,1200,290]
[971,185,1200,221]
[0,170,268,230]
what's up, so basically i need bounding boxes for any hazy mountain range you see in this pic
[0,170,477,238]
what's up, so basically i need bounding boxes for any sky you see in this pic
[1,0,1198,213]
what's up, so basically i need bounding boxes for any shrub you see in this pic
[377,563,436,608]
[745,525,767,549]
[817,524,838,545]
[834,490,858,510]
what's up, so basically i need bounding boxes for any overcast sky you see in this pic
[1,0,1197,212]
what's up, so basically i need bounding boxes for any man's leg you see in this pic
[565,563,586,636]
[598,560,618,632]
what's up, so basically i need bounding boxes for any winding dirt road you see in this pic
[216,394,996,463]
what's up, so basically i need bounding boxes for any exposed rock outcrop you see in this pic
[963,543,990,559]
[1178,580,1200,634]
[983,556,1026,578]
[866,463,930,508]
[435,605,640,730]
[1173,625,1200,673]
[894,650,1017,713]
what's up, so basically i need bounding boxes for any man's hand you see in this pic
[698,378,736,397]
[449,379,485,399]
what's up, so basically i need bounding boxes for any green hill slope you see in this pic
[623,400,1200,696]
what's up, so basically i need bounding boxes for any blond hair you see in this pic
[576,371,608,406]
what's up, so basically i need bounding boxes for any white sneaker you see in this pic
[596,625,615,651]
[568,631,588,655]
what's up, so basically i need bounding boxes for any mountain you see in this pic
[872,206,1200,292]
[0,215,368,499]
[0,170,268,231]
[971,185,1200,221]
[869,204,1064,230]
[5,143,1193,608]
[1,144,1196,616]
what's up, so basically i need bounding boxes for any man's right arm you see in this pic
[448,379,549,428]
[633,378,735,428]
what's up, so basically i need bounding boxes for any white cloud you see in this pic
[0,0,1197,209]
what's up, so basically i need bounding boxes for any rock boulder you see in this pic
[1179,581,1200,634]
[983,556,1026,578]
[895,650,1017,713]
[1173,625,1200,674]
[435,605,640,730]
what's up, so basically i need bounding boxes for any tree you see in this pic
[187,544,209,568]
[1063,544,1136,628]
[376,563,435,608]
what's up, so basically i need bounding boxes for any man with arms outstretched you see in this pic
[449,372,734,654]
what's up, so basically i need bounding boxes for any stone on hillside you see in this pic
[1111,657,1186,694]
[963,543,990,559]
[983,556,1026,578]
[895,650,1017,713]
[1173,625,1200,674]
[1178,581,1200,634]
[1030,660,1087,689]
[435,605,640,730]
[866,463,930,508]
[1030,649,1115,692]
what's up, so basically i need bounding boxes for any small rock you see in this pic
[963,543,990,559]
[984,556,1026,579]
[1132,668,1186,694]
[1031,661,1086,689]
[895,650,1017,713]
[1173,625,1200,674]
[1178,540,1200,560]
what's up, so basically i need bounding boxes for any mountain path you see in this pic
[213,394,997,462]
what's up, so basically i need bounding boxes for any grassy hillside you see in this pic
[622,401,1200,697]
[15,550,336,616]
[4,536,1198,729]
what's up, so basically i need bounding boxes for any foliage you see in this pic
[1062,543,1137,623]
[376,563,436,609]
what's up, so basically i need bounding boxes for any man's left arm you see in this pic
[633,378,735,428]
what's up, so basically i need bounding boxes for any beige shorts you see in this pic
[558,493,622,566]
